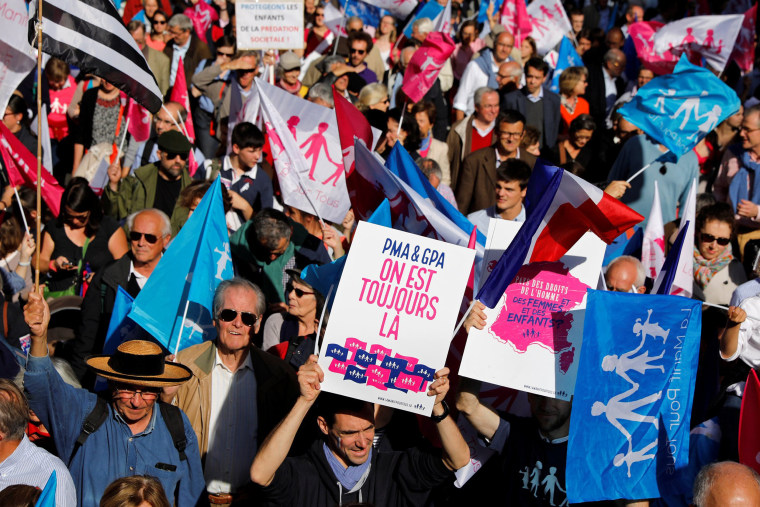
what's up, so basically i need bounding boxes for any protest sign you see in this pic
[459,219,605,400]
[0,0,35,112]
[236,0,303,50]
[567,291,701,502]
[318,221,475,415]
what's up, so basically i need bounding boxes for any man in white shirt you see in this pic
[168,278,299,505]
[453,31,515,121]
[0,379,77,506]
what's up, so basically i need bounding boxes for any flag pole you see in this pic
[397,101,407,136]
[314,283,335,356]
[34,0,43,292]
[626,149,672,184]
[13,187,30,236]
[333,0,349,56]
[450,299,477,341]
[174,299,191,356]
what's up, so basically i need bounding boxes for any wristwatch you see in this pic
[430,400,450,423]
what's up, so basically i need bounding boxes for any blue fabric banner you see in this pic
[550,37,583,93]
[567,290,702,503]
[619,54,740,156]
[128,177,234,353]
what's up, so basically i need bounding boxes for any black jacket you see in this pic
[257,439,454,506]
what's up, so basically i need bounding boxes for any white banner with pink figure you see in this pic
[526,0,571,55]
[318,221,475,415]
[653,14,743,73]
[459,219,605,400]
[255,79,350,224]
[0,0,35,112]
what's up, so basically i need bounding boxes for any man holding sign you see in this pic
[250,355,469,505]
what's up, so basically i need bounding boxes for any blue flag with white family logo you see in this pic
[550,37,583,93]
[567,290,701,503]
[619,54,740,157]
[128,176,234,354]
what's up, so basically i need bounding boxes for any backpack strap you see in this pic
[158,402,188,461]
[140,137,157,167]
[70,397,109,466]
[3,300,8,339]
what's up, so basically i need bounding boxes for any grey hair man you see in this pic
[693,461,760,506]
[166,278,299,505]
[604,255,647,293]
[0,379,76,505]
[308,82,335,108]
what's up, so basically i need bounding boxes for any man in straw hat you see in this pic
[22,290,204,506]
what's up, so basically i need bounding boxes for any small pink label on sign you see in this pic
[370,344,392,363]
[394,353,418,371]
[367,376,388,390]
[394,371,424,392]
[328,359,348,375]
[366,365,390,382]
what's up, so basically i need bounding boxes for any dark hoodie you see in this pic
[256,439,454,506]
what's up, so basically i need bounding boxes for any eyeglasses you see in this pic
[287,285,314,298]
[113,386,160,401]
[129,231,160,244]
[740,126,760,134]
[350,48,366,55]
[163,151,189,161]
[217,308,258,327]
[217,50,234,58]
[700,232,730,246]
[153,19,166,25]
[65,209,90,222]
[499,131,523,138]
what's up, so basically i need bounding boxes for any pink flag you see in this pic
[184,2,218,43]
[401,32,456,103]
[629,21,679,75]
[170,57,196,142]
[127,98,151,143]
[0,122,64,216]
[740,369,760,475]
[500,0,533,45]
[730,5,756,73]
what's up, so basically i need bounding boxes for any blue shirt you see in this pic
[218,160,274,212]
[24,355,205,507]
[467,204,526,236]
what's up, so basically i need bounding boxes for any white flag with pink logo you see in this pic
[526,0,571,55]
[653,15,743,73]
[371,0,418,19]
[630,21,680,75]
[642,181,666,279]
[500,0,532,45]
[255,79,350,224]
[669,179,696,298]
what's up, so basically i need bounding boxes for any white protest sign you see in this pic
[236,0,303,50]
[459,218,604,400]
[318,221,475,415]
[0,0,35,111]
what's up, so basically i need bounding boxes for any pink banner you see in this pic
[401,32,456,103]
[629,21,679,75]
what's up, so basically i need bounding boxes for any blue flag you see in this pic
[652,220,689,295]
[567,290,701,503]
[128,177,234,354]
[619,54,740,157]
[385,143,485,248]
[550,37,583,93]
[35,470,56,507]
[300,198,393,308]
[603,226,643,266]
[403,1,443,37]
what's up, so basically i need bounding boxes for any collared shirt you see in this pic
[0,434,77,506]
[602,67,618,121]
[526,86,544,104]
[24,355,205,506]
[467,204,526,236]
[215,157,274,230]
[128,261,149,289]
[170,38,192,86]
[206,348,258,493]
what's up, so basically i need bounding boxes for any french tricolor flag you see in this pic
[477,161,643,308]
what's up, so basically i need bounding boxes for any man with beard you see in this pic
[104,130,194,220]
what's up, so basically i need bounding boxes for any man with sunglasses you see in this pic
[68,209,172,385]
[105,130,195,221]
[166,278,299,506]
[346,31,377,85]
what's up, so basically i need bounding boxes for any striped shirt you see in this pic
[0,434,77,506]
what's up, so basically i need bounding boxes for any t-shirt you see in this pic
[153,176,183,218]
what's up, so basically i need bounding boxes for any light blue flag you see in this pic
[550,37,583,93]
[128,177,234,354]
[566,291,702,503]
[619,54,740,157]
[403,1,443,38]
[301,198,393,310]
[34,470,56,507]
[385,143,485,248]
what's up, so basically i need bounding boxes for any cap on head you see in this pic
[279,51,301,71]
[157,130,192,154]
[86,340,192,387]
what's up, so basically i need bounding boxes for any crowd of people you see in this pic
[1,0,760,505]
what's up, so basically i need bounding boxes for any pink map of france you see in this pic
[488,262,588,374]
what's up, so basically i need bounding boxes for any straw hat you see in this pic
[86,340,192,387]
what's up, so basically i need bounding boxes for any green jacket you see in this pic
[102,163,193,222]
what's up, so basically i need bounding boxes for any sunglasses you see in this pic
[129,231,160,244]
[287,285,314,298]
[164,151,189,161]
[218,308,258,327]
[700,232,730,246]
[217,50,234,57]
[153,19,166,25]
[350,48,366,55]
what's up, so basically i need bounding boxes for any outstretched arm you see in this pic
[250,354,323,487]
[429,367,470,470]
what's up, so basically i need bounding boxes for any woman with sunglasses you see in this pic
[693,203,747,305]
[262,270,325,370]
[145,9,169,51]
[304,4,331,58]
[37,178,128,297]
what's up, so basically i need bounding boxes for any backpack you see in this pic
[69,397,188,466]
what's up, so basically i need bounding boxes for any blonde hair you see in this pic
[559,66,588,97]
[357,83,388,111]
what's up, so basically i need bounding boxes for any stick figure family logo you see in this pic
[591,308,667,478]
[653,89,722,142]
[520,461,567,506]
